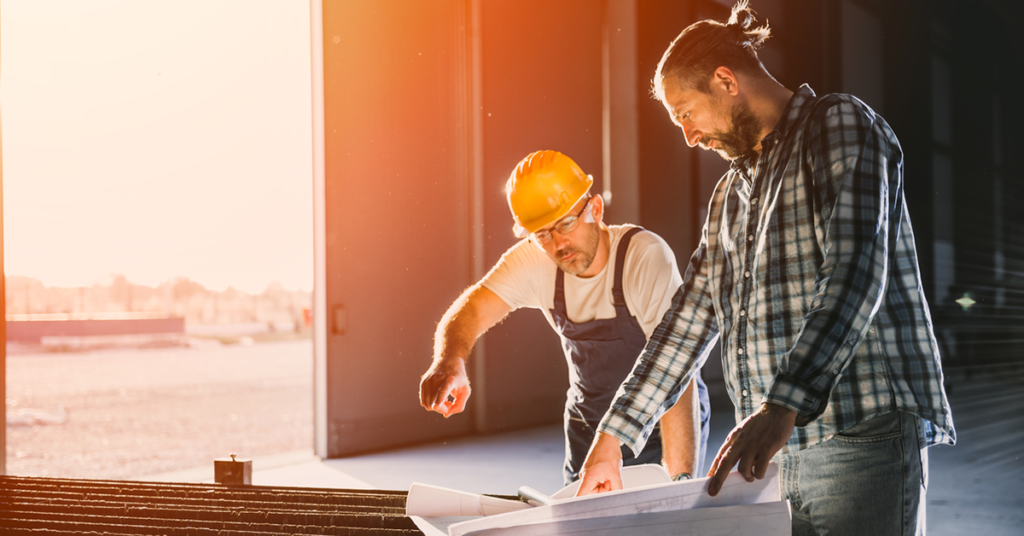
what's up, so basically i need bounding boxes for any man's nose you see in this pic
[682,124,700,148]
[551,230,571,250]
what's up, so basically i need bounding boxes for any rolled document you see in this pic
[517,486,552,506]
[406,482,532,517]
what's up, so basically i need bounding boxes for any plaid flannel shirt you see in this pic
[600,85,956,455]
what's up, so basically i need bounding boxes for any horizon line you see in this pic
[4,273,312,295]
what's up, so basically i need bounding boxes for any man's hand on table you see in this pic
[575,432,624,496]
[706,402,796,496]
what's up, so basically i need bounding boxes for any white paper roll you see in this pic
[407,482,532,517]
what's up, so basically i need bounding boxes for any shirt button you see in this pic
[750,197,758,204]
[748,234,754,242]
[739,309,746,316]
[741,389,748,397]
[737,347,744,355]
[744,271,751,278]
[832,369,839,375]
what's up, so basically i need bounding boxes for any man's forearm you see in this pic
[659,377,698,478]
[422,287,488,416]
[432,285,511,362]
[422,286,512,417]
[433,286,486,362]
[433,305,478,362]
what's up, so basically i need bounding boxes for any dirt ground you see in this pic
[5,339,313,480]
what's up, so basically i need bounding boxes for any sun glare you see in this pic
[1,0,313,294]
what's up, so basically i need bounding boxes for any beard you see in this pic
[551,224,600,275]
[702,98,763,160]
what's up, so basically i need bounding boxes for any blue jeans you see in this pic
[777,411,928,536]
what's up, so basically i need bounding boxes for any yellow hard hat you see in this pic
[507,150,594,238]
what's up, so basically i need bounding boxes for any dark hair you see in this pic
[654,0,771,100]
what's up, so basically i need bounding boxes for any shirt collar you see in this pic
[773,84,817,138]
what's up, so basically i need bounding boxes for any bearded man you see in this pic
[576,2,954,535]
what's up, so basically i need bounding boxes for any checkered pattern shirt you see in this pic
[600,85,956,455]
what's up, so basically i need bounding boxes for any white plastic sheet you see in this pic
[446,463,785,536]
[462,501,792,535]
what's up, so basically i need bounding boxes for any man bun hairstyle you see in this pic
[654,0,771,99]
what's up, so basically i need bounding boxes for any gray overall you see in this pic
[552,227,710,484]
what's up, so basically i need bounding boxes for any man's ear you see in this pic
[712,66,739,97]
[588,194,604,224]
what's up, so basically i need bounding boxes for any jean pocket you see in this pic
[832,412,902,444]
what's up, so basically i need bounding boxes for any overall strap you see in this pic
[612,227,644,307]
[554,266,567,314]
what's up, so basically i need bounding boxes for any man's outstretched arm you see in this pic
[659,377,699,479]
[419,285,511,417]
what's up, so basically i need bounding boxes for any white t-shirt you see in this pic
[481,225,683,339]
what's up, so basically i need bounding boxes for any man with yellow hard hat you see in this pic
[419,150,710,485]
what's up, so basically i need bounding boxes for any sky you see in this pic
[1,1,313,293]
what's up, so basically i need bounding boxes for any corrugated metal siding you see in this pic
[0,476,424,535]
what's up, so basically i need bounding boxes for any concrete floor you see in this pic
[924,367,1024,536]
[143,366,1024,535]
[143,409,739,496]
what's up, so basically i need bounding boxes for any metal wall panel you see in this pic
[317,0,606,455]
[319,0,475,456]
[474,0,605,432]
